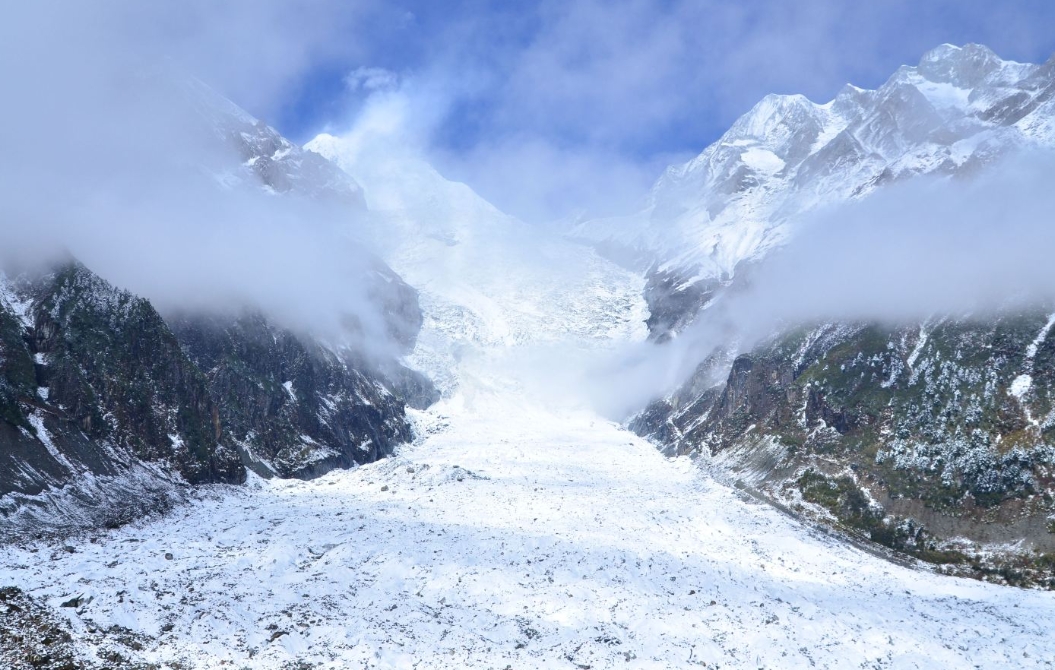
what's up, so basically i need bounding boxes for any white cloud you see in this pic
[0,1,404,355]
[345,66,399,92]
[587,150,1055,417]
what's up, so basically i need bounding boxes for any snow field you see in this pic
[2,383,1054,668]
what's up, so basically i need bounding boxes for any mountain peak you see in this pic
[576,42,1055,281]
[916,42,1003,88]
[731,93,820,138]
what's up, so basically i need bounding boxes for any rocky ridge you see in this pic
[0,258,430,541]
[625,45,1055,586]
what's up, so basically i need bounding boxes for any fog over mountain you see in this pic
[567,44,1055,417]
[6,4,1055,668]
[0,2,401,351]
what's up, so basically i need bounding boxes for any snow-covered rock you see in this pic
[574,44,1055,279]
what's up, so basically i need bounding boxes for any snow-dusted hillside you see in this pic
[573,43,1055,278]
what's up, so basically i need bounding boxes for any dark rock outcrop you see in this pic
[0,262,245,539]
[634,315,1055,586]
[641,264,721,343]
[0,259,434,539]
[168,309,428,479]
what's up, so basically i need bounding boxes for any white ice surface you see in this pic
[3,349,1055,668]
[740,148,785,174]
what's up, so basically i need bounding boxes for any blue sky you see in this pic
[131,1,1055,220]
[270,2,1055,146]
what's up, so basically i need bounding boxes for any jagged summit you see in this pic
[573,43,1055,278]
[916,43,1004,88]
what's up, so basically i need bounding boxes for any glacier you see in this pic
[4,317,1055,668]
[5,43,1055,669]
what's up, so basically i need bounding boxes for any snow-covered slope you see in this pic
[573,43,1055,278]
[8,45,1055,669]
[306,133,648,392]
[5,371,1055,667]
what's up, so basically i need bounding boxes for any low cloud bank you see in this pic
[584,151,1055,418]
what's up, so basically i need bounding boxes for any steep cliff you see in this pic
[0,257,434,539]
[0,263,244,539]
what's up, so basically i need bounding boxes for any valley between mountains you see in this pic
[5,43,1055,669]
[4,323,1055,669]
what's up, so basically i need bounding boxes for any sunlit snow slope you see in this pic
[305,133,648,393]
[3,132,1055,669]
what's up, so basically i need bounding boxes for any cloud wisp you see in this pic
[321,0,1055,224]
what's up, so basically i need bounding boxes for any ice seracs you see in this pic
[305,131,649,392]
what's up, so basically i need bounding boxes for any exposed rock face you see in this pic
[633,314,1055,585]
[641,265,722,343]
[168,309,426,479]
[0,257,434,539]
[364,258,428,356]
[0,263,244,539]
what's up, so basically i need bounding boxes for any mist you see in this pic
[583,151,1055,419]
[0,2,401,355]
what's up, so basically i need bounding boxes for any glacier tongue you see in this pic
[306,132,650,393]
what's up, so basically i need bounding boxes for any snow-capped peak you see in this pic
[573,43,1055,279]
[916,42,1003,89]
